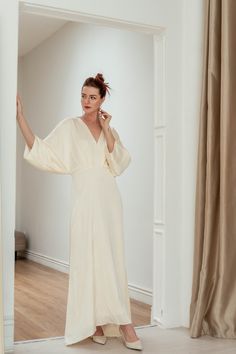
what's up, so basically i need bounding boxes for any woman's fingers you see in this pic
[98,109,112,128]
[100,109,109,115]
[100,110,112,119]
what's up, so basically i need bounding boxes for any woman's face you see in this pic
[81,86,105,115]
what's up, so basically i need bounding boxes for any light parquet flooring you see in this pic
[14,258,151,342]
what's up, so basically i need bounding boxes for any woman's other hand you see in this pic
[98,109,112,129]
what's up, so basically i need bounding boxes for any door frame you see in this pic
[5,1,168,350]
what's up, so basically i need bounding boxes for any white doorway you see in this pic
[14,0,165,347]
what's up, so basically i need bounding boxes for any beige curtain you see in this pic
[190,0,236,338]
[0,187,5,352]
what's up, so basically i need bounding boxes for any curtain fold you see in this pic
[0,186,5,352]
[190,0,236,338]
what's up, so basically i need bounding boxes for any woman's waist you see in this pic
[71,163,113,179]
[71,164,117,196]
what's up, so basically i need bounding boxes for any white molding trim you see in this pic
[128,282,153,305]
[153,31,166,226]
[14,335,66,345]
[154,131,166,226]
[153,33,166,128]
[152,230,165,325]
[152,32,166,328]
[3,315,14,353]
[25,249,69,273]
[20,1,164,35]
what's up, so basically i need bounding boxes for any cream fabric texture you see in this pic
[23,117,132,345]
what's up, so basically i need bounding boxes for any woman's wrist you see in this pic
[16,113,24,122]
[103,124,111,133]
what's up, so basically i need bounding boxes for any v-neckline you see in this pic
[78,117,103,144]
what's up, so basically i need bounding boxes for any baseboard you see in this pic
[14,335,65,345]
[24,249,69,273]
[128,282,153,305]
[24,250,153,305]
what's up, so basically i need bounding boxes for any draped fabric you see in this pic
[23,116,132,345]
[190,0,236,338]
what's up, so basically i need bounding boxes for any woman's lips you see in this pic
[85,106,91,108]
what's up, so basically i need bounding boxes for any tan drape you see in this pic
[0,188,5,352]
[190,0,236,338]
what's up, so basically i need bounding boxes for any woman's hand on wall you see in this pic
[16,94,35,150]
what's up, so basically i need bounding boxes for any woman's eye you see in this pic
[81,95,96,99]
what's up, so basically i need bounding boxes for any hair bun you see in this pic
[95,73,105,82]
[82,73,111,98]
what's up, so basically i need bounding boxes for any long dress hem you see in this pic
[64,320,133,346]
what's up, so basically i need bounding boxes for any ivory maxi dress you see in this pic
[23,116,132,346]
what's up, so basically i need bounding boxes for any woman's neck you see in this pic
[82,111,99,124]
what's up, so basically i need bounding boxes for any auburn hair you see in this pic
[82,73,111,98]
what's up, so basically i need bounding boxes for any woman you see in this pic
[16,73,143,351]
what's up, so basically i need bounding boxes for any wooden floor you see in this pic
[14,258,151,342]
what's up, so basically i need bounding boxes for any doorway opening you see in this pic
[14,0,166,346]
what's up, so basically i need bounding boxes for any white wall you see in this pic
[16,58,24,231]
[0,0,18,351]
[1,0,205,351]
[17,21,154,291]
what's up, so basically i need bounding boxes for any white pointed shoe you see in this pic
[119,328,143,351]
[92,335,107,345]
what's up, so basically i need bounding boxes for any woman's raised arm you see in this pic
[16,94,35,149]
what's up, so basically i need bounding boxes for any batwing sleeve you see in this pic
[104,127,131,177]
[23,118,75,175]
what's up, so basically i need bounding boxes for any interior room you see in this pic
[15,9,154,343]
[1,1,236,353]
